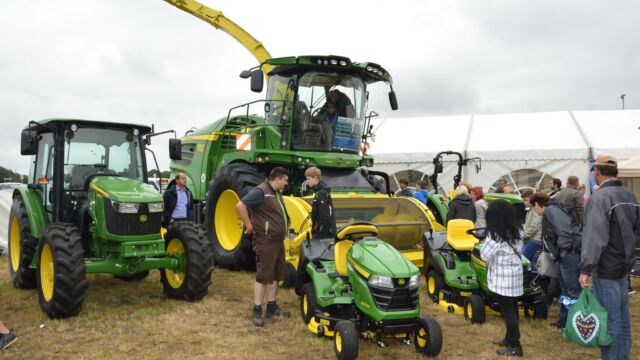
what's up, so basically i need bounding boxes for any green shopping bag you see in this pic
[563,288,613,347]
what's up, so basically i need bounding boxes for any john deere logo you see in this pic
[139,215,148,223]
[398,279,406,286]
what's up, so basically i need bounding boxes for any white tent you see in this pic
[370,110,640,194]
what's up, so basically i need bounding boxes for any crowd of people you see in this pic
[395,154,637,359]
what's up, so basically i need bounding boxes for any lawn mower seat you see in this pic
[334,240,353,277]
[446,219,478,252]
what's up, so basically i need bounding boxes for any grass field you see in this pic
[0,263,637,359]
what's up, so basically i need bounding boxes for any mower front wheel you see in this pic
[300,283,318,324]
[161,222,214,301]
[415,315,443,357]
[464,294,485,324]
[36,223,87,319]
[525,301,548,319]
[425,269,444,304]
[334,320,358,360]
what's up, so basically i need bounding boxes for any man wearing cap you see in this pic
[580,155,639,360]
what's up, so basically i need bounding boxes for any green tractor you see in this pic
[298,222,443,359]
[170,55,417,271]
[8,119,214,318]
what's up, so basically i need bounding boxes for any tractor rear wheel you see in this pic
[36,223,87,319]
[161,222,214,301]
[464,294,486,324]
[334,321,358,360]
[426,269,444,304]
[415,315,443,357]
[206,162,264,270]
[8,196,37,289]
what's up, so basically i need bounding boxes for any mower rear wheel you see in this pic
[334,321,358,360]
[525,301,548,319]
[300,283,318,324]
[36,223,87,319]
[114,270,150,282]
[8,196,37,289]
[426,270,444,304]
[415,315,443,357]
[161,222,214,301]
[206,162,264,270]
[464,294,485,324]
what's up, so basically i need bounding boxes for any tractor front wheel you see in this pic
[161,222,214,301]
[206,162,264,270]
[36,223,87,319]
[415,315,443,357]
[8,196,37,289]
[334,321,358,360]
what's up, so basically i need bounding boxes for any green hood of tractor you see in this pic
[349,239,419,279]
[90,176,162,203]
[485,193,523,204]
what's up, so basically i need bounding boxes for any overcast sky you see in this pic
[1,0,638,175]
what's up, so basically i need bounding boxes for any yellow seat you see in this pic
[446,219,479,251]
[334,240,353,276]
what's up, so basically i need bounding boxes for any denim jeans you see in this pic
[556,253,581,328]
[522,240,541,272]
[592,275,631,360]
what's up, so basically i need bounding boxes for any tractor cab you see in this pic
[245,56,397,156]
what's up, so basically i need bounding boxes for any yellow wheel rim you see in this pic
[427,276,435,295]
[303,294,308,316]
[40,243,54,301]
[417,327,427,348]
[335,332,343,353]
[467,302,473,318]
[9,216,20,272]
[215,190,243,251]
[165,238,186,289]
[161,227,167,238]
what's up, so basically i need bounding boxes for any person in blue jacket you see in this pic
[413,180,429,205]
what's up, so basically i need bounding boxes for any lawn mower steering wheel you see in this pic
[466,227,487,240]
[335,221,379,242]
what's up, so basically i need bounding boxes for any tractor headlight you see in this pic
[369,275,394,289]
[148,202,164,213]
[408,275,419,288]
[112,202,140,214]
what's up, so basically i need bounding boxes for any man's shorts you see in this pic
[252,234,286,284]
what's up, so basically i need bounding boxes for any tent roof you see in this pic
[618,155,640,178]
[573,110,640,159]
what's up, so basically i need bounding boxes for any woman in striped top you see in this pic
[481,199,524,357]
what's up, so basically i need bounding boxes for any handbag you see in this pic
[563,288,613,347]
[536,250,559,278]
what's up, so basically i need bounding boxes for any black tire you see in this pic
[206,162,265,270]
[300,282,318,324]
[161,222,214,301]
[8,196,37,289]
[464,294,486,324]
[334,321,358,360]
[414,315,443,357]
[114,270,150,282]
[525,301,549,319]
[426,269,444,304]
[280,262,297,288]
[36,223,87,319]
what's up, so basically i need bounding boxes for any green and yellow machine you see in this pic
[9,119,214,318]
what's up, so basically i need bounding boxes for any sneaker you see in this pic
[265,302,291,319]
[493,339,508,346]
[252,306,264,327]
[496,346,523,357]
[629,287,636,295]
[0,331,17,350]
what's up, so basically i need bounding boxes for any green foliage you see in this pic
[0,164,26,183]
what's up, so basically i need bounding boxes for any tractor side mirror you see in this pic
[21,130,38,155]
[250,69,264,93]
[434,162,443,174]
[389,90,398,110]
[169,139,182,160]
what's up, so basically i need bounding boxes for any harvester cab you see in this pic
[10,119,213,319]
